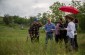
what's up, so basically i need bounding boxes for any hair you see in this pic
[74,18,78,23]
[47,18,51,21]
[59,18,63,21]
[65,15,74,21]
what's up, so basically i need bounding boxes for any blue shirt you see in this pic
[45,23,55,32]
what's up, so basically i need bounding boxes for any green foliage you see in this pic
[78,3,85,31]
[50,2,65,19]
[2,15,30,27]
[39,13,47,25]
[3,14,13,25]
[71,2,85,31]
[28,16,36,25]
[13,16,29,25]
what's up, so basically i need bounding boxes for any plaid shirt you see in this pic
[29,22,42,36]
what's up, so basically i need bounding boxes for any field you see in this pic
[0,23,85,55]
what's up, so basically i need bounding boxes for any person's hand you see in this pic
[51,29,55,32]
[51,29,55,31]
[60,28,66,30]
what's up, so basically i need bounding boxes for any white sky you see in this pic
[0,0,84,17]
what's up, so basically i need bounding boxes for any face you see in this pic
[67,19,71,22]
[47,19,51,23]
[59,19,63,24]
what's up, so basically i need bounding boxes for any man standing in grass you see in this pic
[74,18,79,51]
[45,18,55,44]
[28,18,42,43]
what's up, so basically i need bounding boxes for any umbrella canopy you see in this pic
[59,6,79,14]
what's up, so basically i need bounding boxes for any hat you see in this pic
[34,18,38,22]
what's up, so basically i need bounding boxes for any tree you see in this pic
[70,1,85,31]
[28,16,36,25]
[77,3,85,31]
[40,12,48,25]
[3,14,13,25]
[50,2,65,19]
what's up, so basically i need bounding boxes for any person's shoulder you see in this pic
[51,23,55,25]
[69,22,73,24]
[68,22,71,25]
[70,22,75,24]
[69,22,75,25]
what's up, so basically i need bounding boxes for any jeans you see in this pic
[69,38,75,50]
[45,32,53,44]
[55,34,61,43]
[74,35,78,50]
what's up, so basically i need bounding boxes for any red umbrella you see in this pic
[59,6,79,14]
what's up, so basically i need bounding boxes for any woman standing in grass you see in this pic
[55,18,63,43]
[64,15,76,50]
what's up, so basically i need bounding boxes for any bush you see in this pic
[3,14,13,25]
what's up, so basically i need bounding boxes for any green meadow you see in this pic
[0,23,85,55]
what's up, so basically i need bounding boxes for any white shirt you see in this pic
[66,22,75,38]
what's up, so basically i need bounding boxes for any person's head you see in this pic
[59,18,63,24]
[64,15,69,21]
[74,18,78,23]
[65,15,74,22]
[33,18,39,24]
[47,18,51,24]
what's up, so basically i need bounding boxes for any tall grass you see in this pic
[0,24,85,55]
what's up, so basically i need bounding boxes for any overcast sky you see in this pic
[0,0,84,17]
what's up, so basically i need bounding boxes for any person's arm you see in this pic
[38,22,43,27]
[65,23,72,32]
[51,24,55,31]
[56,23,61,30]
[53,24,55,29]
[45,24,47,33]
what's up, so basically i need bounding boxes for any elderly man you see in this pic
[28,18,42,43]
[45,18,55,44]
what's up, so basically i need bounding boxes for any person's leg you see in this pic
[50,34,53,40]
[35,33,39,42]
[64,36,69,46]
[74,35,78,51]
[34,35,39,42]
[70,38,75,50]
[45,33,49,44]
[31,35,34,43]
[37,35,39,42]
[59,34,63,42]
[55,35,59,43]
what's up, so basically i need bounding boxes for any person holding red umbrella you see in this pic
[59,6,79,51]
[64,15,76,51]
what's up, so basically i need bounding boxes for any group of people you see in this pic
[28,15,78,51]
